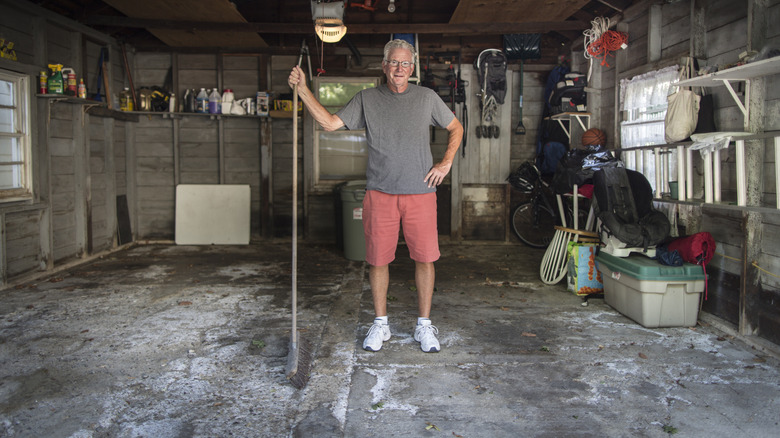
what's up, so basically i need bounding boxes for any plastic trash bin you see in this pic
[333,182,348,251]
[340,180,367,261]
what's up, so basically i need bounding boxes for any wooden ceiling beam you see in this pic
[84,15,589,35]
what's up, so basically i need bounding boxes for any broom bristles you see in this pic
[286,331,313,389]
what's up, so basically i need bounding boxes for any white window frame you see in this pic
[309,76,379,190]
[0,69,32,201]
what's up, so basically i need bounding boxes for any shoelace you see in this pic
[418,324,439,337]
[366,323,385,337]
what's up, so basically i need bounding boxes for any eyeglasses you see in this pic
[385,60,412,68]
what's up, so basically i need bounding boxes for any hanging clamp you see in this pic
[297,40,313,80]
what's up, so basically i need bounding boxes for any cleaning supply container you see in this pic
[47,64,63,94]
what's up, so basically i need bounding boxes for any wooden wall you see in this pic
[269,55,297,238]
[130,52,266,240]
[1,0,129,285]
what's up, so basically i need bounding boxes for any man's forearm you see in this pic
[442,119,464,165]
[295,85,344,132]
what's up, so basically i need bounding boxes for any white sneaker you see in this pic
[363,320,391,352]
[414,320,440,353]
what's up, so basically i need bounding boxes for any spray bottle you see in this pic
[47,64,64,95]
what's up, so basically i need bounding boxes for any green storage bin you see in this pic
[340,180,367,261]
[596,252,706,328]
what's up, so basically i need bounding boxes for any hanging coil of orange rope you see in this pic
[583,17,628,78]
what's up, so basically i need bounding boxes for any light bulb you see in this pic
[388,0,395,13]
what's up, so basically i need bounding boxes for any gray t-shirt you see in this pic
[336,83,455,194]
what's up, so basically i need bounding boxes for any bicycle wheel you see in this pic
[511,201,557,248]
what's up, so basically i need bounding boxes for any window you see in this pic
[311,77,378,185]
[619,65,678,148]
[619,65,679,192]
[0,70,31,201]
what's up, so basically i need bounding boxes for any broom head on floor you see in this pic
[286,329,313,389]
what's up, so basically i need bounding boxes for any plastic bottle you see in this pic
[120,87,133,111]
[138,88,150,111]
[118,90,126,111]
[208,88,221,114]
[183,89,195,112]
[222,89,234,114]
[77,78,86,99]
[62,68,77,96]
[47,64,64,94]
[196,88,208,113]
[126,88,134,111]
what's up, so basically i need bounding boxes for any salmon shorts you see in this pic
[362,190,440,266]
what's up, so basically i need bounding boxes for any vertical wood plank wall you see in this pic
[130,52,266,240]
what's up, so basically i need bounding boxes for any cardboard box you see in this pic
[596,252,706,328]
[567,242,603,296]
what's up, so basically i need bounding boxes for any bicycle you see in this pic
[507,161,590,248]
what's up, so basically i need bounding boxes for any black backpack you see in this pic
[549,73,587,114]
[592,167,670,250]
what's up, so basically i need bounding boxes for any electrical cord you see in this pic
[583,17,628,79]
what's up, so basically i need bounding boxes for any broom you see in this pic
[285,64,313,389]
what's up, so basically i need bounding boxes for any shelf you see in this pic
[676,56,780,87]
[676,56,780,127]
[545,112,591,143]
[37,94,107,105]
[548,111,592,118]
[133,111,269,120]
[37,94,138,122]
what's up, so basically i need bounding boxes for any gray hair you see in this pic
[383,39,416,63]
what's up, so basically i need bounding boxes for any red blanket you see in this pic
[667,232,716,298]
[667,232,715,265]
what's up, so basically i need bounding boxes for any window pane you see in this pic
[319,131,367,179]
[0,136,20,160]
[318,82,375,106]
[0,136,22,189]
[0,79,13,106]
[314,78,376,183]
[0,108,14,133]
[0,164,22,189]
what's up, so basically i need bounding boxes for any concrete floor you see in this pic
[0,241,779,438]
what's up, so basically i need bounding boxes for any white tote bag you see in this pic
[665,59,701,143]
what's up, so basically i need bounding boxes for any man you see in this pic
[288,39,463,353]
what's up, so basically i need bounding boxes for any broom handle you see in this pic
[291,84,298,338]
